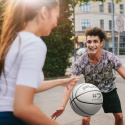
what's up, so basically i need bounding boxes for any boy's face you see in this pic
[86,35,104,54]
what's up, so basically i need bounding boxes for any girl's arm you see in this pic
[36,76,80,93]
[14,85,60,125]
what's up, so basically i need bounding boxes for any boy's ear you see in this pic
[101,41,104,47]
[85,41,87,46]
[85,39,87,46]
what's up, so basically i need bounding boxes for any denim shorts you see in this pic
[102,88,122,113]
[0,112,28,125]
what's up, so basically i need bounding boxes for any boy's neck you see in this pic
[88,50,102,64]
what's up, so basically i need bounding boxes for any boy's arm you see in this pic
[51,79,77,120]
[60,83,75,108]
[117,65,125,79]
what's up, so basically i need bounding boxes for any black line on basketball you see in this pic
[75,84,85,98]
[73,99,94,116]
[70,90,101,105]
[77,90,101,98]
[69,97,72,103]
[76,98,103,105]
[70,84,84,105]
[71,101,76,112]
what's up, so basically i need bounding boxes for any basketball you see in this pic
[70,83,103,117]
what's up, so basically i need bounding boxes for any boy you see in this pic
[51,27,125,125]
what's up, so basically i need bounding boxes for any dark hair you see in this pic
[85,27,107,42]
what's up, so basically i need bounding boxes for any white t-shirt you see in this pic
[0,31,47,111]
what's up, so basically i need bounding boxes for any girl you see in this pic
[0,0,80,124]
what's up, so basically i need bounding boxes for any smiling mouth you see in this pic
[90,48,96,50]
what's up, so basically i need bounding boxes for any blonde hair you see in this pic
[0,0,58,76]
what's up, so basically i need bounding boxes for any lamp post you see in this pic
[73,0,76,62]
[111,0,115,54]
[116,16,123,55]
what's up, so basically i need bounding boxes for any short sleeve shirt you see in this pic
[71,50,122,93]
[0,31,47,111]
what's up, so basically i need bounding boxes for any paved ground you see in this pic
[34,55,125,125]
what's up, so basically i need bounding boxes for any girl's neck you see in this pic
[22,18,44,37]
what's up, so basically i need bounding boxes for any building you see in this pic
[74,0,125,55]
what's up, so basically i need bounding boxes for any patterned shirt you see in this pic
[71,50,122,93]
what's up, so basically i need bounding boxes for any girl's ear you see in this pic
[101,41,104,47]
[40,7,49,20]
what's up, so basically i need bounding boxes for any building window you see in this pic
[109,20,112,30]
[108,3,111,13]
[120,37,125,48]
[82,19,91,30]
[100,20,104,29]
[108,3,115,13]
[99,2,104,12]
[109,20,115,30]
[81,2,90,12]
[120,4,124,14]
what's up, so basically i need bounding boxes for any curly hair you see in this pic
[85,27,107,42]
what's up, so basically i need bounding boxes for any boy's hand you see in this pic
[50,106,65,120]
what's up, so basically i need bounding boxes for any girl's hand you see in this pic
[60,75,81,90]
